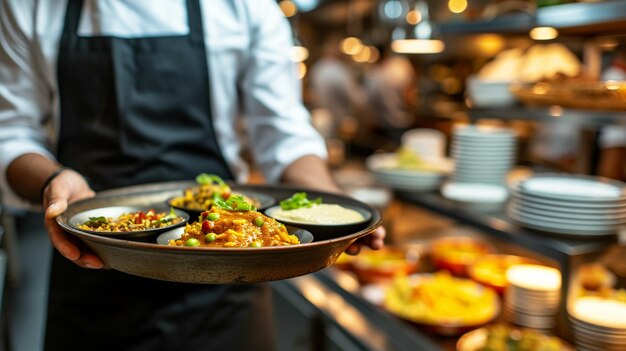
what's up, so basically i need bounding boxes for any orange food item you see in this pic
[169,208,299,248]
[468,254,539,294]
[430,237,494,276]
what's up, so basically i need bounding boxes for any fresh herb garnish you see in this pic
[213,194,257,212]
[84,216,108,226]
[158,207,178,224]
[195,173,226,186]
[279,192,322,210]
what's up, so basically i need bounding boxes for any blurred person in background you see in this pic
[0,1,384,350]
[364,46,418,141]
[309,37,367,141]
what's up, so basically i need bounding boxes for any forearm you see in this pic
[6,153,62,203]
[280,155,341,193]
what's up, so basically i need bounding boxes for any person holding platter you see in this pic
[0,1,385,350]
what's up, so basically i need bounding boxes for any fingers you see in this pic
[344,226,387,255]
[42,171,103,268]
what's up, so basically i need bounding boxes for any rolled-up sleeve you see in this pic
[0,1,56,208]
[239,0,327,183]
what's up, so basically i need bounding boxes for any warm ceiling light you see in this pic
[406,9,422,25]
[352,46,372,63]
[448,0,468,14]
[297,62,307,79]
[279,1,298,17]
[290,46,309,62]
[340,37,363,56]
[391,39,445,54]
[368,46,380,63]
[530,27,558,40]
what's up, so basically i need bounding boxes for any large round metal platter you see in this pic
[56,181,382,284]
[515,174,626,202]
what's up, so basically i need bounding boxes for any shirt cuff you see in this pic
[260,137,328,184]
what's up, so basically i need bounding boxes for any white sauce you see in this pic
[271,204,364,225]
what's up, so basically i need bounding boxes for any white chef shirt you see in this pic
[0,0,327,210]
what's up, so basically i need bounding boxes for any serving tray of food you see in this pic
[56,179,382,284]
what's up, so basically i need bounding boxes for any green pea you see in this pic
[205,233,217,242]
[207,212,220,221]
[254,217,264,227]
[185,238,200,247]
[249,241,262,248]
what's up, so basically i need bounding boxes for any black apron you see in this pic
[45,1,274,350]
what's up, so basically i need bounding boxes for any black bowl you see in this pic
[69,205,189,240]
[264,203,372,241]
[167,190,276,220]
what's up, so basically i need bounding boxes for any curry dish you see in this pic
[78,209,184,232]
[169,208,300,248]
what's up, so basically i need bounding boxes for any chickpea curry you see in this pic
[169,207,300,248]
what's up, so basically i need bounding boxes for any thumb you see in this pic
[45,186,71,219]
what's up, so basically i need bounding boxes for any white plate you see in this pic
[441,182,508,203]
[507,206,626,227]
[509,188,626,209]
[509,200,626,222]
[507,212,620,236]
[510,197,626,215]
[453,125,515,139]
[518,175,626,202]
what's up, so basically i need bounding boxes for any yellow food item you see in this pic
[384,271,498,326]
[78,209,183,232]
[478,324,564,351]
[169,208,299,248]
[394,147,447,172]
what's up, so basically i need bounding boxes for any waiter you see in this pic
[0,1,385,350]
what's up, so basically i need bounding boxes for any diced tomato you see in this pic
[135,211,146,224]
[222,192,231,199]
[201,220,213,234]
[200,211,210,221]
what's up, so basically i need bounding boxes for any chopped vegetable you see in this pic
[158,207,178,224]
[254,217,264,227]
[207,212,220,221]
[195,173,226,187]
[185,238,201,247]
[249,241,262,248]
[84,216,108,226]
[213,194,257,212]
[279,192,322,210]
[205,233,217,242]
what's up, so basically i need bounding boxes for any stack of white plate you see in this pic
[569,297,626,351]
[504,264,561,329]
[451,125,516,184]
[507,174,626,237]
[365,153,451,192]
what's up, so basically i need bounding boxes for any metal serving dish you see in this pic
[56,181,382,284]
